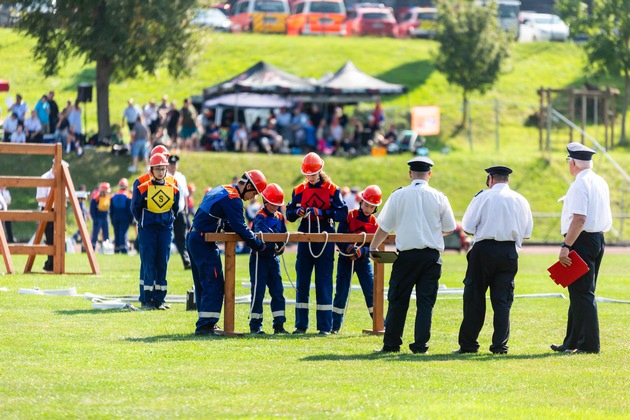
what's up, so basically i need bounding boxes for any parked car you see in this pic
[191,8,233,31]
[345,4,397,37]
[286,0,347,35]
[397,6,437,38]
[520,13,569,42]
[230,0,290,33]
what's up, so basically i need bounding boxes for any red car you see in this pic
[397,7,437,38]
[345,4,397,37]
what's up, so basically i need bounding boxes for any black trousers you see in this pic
[43,209,54,271]
[458,240,518,353]
[173,211,191,268]
[383,248,441,353]
[2,221,14,243]
[562,231,604,352]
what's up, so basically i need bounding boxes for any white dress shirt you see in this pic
[172,171,188,214]
[462,183,533,251]
[560,169,612,235]
[377,179,456,252]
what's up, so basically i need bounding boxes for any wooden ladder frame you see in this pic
[0,143,99,275]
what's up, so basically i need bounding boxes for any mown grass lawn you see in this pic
[1,250,628,418]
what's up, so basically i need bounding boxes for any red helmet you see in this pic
[244,170,267,194]
[301,152,324,176]
[99,182,111,192]
[150,153,169,167]
[150,145,170,158]
[118,178,129,189]
[360,185,382,206]
[261,183,284,207]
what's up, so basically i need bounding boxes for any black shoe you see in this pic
[452,348,478,354]
[292,329,306,335]
[375,346,400,354]
[410,346,428,354]
[318,330,330,336]
[575,349,599,354]
[195,324,220,336]
[141,303,156,311]
[551,344,570,352]
[250,329,266,335]
[156,304,167,310]
[491,350,508,355]
[273,327,289,334]
[331,329,339,335]
[184,265,192,270]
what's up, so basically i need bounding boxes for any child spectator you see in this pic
[10,125,26,143]
[332,185,382,333]
[249,183,289,334]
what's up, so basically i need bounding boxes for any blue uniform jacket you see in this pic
[192,185,264,252]
[90,195,110,221]
[110,191,133,223]
[252,207,287,257]
[286,179,347,232]
[131,178,179,230]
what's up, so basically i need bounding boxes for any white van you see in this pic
[475,0,521,40]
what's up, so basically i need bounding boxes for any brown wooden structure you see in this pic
[537,86,620,150]
[204,232,396,337]
[0,143,99,275]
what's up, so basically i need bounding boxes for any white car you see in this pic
[520,13,569,42]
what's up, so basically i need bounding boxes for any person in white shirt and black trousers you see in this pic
[551,143,612,354]
[454,166,533,355]
[370,156,456,354]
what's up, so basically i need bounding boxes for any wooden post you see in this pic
[0,217,14,274]
[222,241,241,336]
[363,243,385,335]
[53,144,65,274]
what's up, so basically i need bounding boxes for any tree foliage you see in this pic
[433,0,510,126]
[558,0,630,145]
[12,0,197,137]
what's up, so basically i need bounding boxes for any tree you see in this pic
[558,0,630,146]
[433,0,510,127]
[12,0,197,138]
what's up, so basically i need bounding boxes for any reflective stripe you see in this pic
[250,313,263,319]
[271,310,285,317]
[368,306,373,313]
[332,306,345,314]
[143,285,154,291]
[198,311,221,318]
[316,304,333,311]
[154,284,168,291]
[295,303,309,309]
[139,280,144,285]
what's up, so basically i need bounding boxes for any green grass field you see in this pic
[1,250,628,418]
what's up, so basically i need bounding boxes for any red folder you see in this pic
[547,250,589,288]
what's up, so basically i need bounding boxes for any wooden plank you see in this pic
[25,190,54,273]
[364,243,385,335]
[1,210,55,222]
[8,244,55,255]
[0,220,14,274]
[205,232,396,244]
[62,163,100,275]
[0,143,58,155]
[54,145,64,274]
[0,177,56,188]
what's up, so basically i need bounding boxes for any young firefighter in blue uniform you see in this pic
[286,152,348,335]
[110,178,134,254]
[132,153,180,310]
[188,170,268,336]
[332,185,382,333]
[249,183,289,335]
[90,182,111,249]
[133,145,173,306]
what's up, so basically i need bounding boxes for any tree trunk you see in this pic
[461,90,468,128]
[620,69,628,146]
[96,58,113,139]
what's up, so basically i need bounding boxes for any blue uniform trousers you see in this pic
[112,218,130,253]
[562,231,604,353]
[332,256,374,331]
[92,215,109,248]
[139,227,171,306]
[295,241,334,332]
[249,254,286,331]
[187,231,224,330]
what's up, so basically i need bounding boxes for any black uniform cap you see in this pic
[567,142,596,161]
[168,155,180,164]
[484,166,513,176]
[407,156,434,172]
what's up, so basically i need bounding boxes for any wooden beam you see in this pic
[0,143,58,155]
[8,244,55,255]
[222,241,242,337]
[363,243,385,335]
[54,145,64,274]
[1,211,55,222]
[0,177,56,188]
[0,219,14,274]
